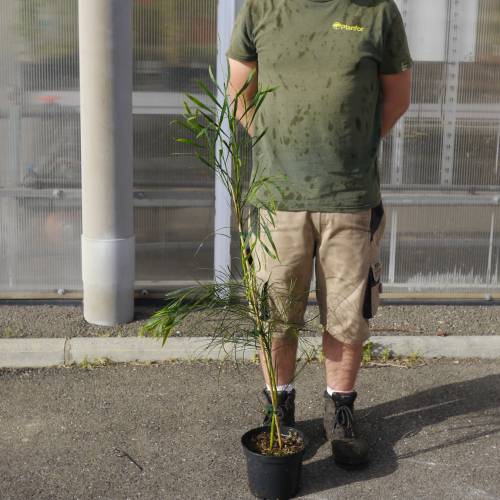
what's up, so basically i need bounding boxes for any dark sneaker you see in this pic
[263,388,296,427]
[323,391,369,467]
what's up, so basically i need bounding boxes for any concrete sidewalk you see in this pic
[2,335,500,368]
[1,360,499,499]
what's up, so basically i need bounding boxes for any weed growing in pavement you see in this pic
[2,327,15,338]
[362,340,374,363]
[361,342,425,368]
[406,351,424,367]
[381,346,391,363]
[78,356,112,369]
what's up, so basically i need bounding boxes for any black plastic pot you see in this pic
[241,426,307,499]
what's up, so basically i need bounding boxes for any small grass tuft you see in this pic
[406,351,423,367]
[381,346,392,363]
[2,327,16,338]
[362,340,374,363]
[78,356,112,369]
[362,343,425,369]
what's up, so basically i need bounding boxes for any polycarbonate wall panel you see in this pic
[132,0,217,283]
[135,206,213,283]
[0,0,81,292]
[230,0,500,294]
[379,0,500,292]
[383,205,499,291]
[1,0,499,295]
[0,0,217,293]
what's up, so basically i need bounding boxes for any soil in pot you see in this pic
[249,428,304,456]
[242,426,307,500]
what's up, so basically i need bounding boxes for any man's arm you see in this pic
[228,57,258,135]
[379,69,412,137]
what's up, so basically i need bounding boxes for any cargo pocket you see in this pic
[363,202,386,319]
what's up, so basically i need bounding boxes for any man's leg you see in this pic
[259,335,299,388]
[315,209,373,466]
[254,210,314,425]
[322,333,363,392]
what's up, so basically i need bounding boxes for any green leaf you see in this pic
[197,80,221,109]
[186,93,213,113]
[261,223,278,260]
[176,137,204,148]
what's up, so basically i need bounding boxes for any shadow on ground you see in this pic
[297,374,500,496]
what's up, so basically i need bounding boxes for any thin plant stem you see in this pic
[143,67,287,452]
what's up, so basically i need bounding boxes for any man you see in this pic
[227,0,412,467]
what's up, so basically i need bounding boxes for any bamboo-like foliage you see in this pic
[142,67,298,451]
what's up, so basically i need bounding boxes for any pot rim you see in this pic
[241,425,308,459]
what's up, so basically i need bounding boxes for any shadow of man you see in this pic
[297,373,500,496]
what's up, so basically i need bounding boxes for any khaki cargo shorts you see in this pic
[252,202,386,346]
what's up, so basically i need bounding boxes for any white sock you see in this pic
[266,384,294,393]
[327,386,354,396]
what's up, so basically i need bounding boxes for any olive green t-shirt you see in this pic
[227,0,412,212]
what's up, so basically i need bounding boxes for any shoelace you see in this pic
[334,404,355,437]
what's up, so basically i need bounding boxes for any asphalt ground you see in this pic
[1,359,499,499]
[1,303,499,339]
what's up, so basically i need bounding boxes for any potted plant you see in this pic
[141,68,307,499]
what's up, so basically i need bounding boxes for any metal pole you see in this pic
[495,120,500,177]
[390,0,409,187]
[5,88,21,289]
[214,0,237,281]
[486,213,495,284]
[388,210,398,284]
[440,0,461,186]
[78,0,135,325]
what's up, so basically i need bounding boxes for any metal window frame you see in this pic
[213,0,237,281]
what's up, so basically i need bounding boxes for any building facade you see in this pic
[0,0,499,299]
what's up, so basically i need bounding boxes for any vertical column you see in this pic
[495,120,500,178]
[387,0,409,290]
[214,0,237,281]
[388,210,398,285]
[2,0,22,289]
[79,0,135,325]
[486,213,495,285]
[5,88,21,289]
[390,122,405,186]
[440,0,461,186]
[390,0,409,187]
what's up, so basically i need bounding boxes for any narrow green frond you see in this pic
[186,93,213,113]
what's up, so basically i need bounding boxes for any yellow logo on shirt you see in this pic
[332,21,365,32]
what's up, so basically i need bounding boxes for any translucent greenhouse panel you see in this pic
[492,209,500,287]
[133,115,214,189]
[132,0,218,284]
[0,0,218,293]
[401,119,443,187]
[453,120,500,188]
[133,0,217,93]
[463,0,500,105]
[384,205,499,292]
[135,206,214,284]
[0,0,499,296]
[0,0,81,292]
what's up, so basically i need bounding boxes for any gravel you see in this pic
[1,302,499,339]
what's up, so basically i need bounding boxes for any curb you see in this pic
[1,336,500,369]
